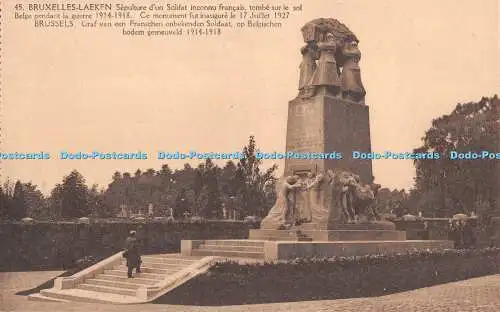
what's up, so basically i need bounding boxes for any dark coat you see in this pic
[448,223,464,249]
[125,236,141,267]
[462,222,477,248]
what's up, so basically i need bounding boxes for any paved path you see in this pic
[1,271,500,311]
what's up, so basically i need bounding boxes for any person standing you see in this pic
[422,221,430,240]
[448,220,462,249]
[463,219,477,249]
[124,230,141,278]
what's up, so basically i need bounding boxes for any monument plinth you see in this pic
[285,93,373,183]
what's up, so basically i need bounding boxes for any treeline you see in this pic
[0,136,278,220]
[372,95,499,219]
[1,96,497,221]
[409,95,499,218]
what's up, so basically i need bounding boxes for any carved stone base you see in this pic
[263,240,454,261]
[250,227,404,241]
[260,168,389,231]
[249,229,312,241]
[297,220,396,231]
[182,238,454,261]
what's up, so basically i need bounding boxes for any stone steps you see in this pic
[140,256,199,264]
[40,288,142,304]
[141,253,203,259]
[120,259,188,269]
[77,283,137,296]
[104,269,164,280]
[249,235,311,241]
[198,240,265,247]
[29,253,219,304]
[253,237,309,241]
[85,278,142,289]
[191,249,264,259]
[115,264,183,275]
[197,244,264,252]
[27,293,71,303]
[187,240,266,259]
[96,273,158,285]
[78,252,195,296]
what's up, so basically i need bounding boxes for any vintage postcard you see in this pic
[1,0,499,311]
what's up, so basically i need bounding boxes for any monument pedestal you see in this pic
[248,229,313,241]
[249,228,405,241]
[252,221,403,241]
[285,91,372,184]
[181,238,454,261]
[297,220,396,231]
[272,91,378,229]
[260,240,453,261]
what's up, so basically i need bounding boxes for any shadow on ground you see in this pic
[152,272,500,306]
[14,271,71,296]
[14,256,104,296]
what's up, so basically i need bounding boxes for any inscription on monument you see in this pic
[286,100,323,151]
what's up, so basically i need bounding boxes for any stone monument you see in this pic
[286,18,370,181]
[182,18,454,260]
[254,18,391,237]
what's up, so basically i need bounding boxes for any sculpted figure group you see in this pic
[298,18,366,102]
[260,169,382,230]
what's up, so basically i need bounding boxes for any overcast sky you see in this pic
[2,0,499,195]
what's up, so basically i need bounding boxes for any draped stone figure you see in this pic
[338,171,358,223]
[298,44,317,90]
[324,170,344,222]
[340,40,366,101]
[260,175,304,230]
[309,33,341,88]
[302,172,329,224]
[367,183,382,220]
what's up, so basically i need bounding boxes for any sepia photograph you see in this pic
[1,0,499,311]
